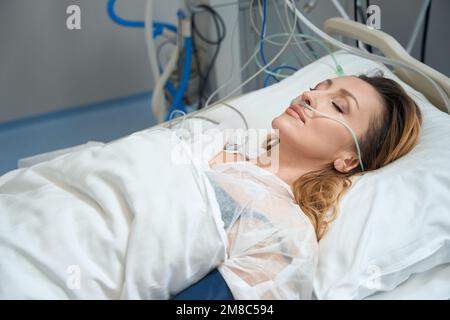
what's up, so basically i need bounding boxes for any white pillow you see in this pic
[366,263,450,300]
[203,51,450,299]
[309,54,450,300]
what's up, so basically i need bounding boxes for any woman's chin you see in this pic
[271,114,286,129]
[271,117,278,129]
[272,113,302,132]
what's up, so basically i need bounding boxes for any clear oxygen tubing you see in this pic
[257,0,297,87]
[202,0,299,110]
[285,0,450,113]
[166,2,339,135]
[330,0,350,20]
[273,0,308,66]
[252,33,344,79]
[263,65,298,87]
[203,25,261,110]
[249,0,314,65]
[282,0,318,61]
[302,0,318,14]
[203,33,341,111]
[290,98,365,172]
[167,95,363,171]
[330,0,367,52]
[405,0,431,54]
[166,101,248,133]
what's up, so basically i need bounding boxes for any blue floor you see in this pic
[0,92,156,176]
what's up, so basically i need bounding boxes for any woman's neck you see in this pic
[252,142,324,186]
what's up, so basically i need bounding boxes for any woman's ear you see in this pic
[333,155,359,173]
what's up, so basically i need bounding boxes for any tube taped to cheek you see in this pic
[290,97,365,172]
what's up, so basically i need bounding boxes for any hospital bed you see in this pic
[16,18,450,299]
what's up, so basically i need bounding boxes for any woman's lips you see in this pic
[286,105,306,124]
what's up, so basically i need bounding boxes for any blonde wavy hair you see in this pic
[267,76,423,240]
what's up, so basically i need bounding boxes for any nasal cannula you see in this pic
[290,97,365,172]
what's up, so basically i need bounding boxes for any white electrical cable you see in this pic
[272,0,291,44]
[331,0,351,20]
[285,0,450,112]
[406,0,431,54]
[146,0,172,122]
[250,0,311,66]
[204,0,299,109]
[252,33,342,78]
[202,33,259,110]
[211,11,240,102]
[248,0,317,69]
[249,0,282,46]
[151,37,180,123]
[186,0,204,13]
[330,0,367,52]
[282,0,315,64]
[302,0,318,14]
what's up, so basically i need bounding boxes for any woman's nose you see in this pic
[301,91,314,107]
[300,91,330,118]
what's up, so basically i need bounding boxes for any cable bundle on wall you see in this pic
[200,0,342,110]
[190,4,226,109]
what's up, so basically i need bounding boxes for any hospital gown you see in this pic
[172,117,319,300]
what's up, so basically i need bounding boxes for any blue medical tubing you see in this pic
[259,0,279,85]
[259,0,269,66]
[263,65,299,87]
[259,0,299,87]
[163,10,193,120]
[165,81,177,98]
[107,0,192,114]
[107,0,177,37]
[272,65,298,73]
[263,73,277,87]
[165,35,193,120]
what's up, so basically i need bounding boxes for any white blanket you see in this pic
[0,128,227,299]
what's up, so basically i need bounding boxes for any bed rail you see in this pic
[324,17,450,114]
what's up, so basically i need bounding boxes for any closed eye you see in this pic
[332,101,343,113]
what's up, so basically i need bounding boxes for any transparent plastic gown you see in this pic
[171,116,319,299]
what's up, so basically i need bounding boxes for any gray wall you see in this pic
[370,0,449,76]
[0,0,182,123]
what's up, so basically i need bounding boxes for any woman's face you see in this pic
[272,76,384,172]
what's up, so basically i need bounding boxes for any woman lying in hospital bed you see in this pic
[196,74,422,299]
[0,74,422,300]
